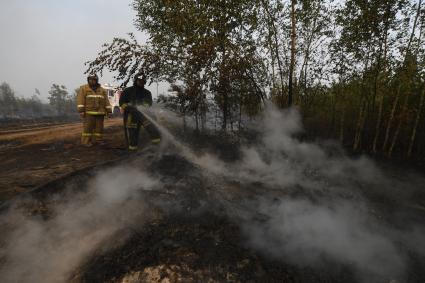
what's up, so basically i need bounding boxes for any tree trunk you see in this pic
[288,0,296,107]
[268,28,277,91]
[183,113,187,132]
[298,14,317,104]
[388,92,410,157]
[200,95,206,132]
[407,88,425,157]
[222,92,228,131]
[329,88,338,137]
[403,0,422,65]
[220,55,228,131]
[339,105,345,144]
[382,84,401,152]
[406,3,425,157]
[260,0,286,105]
[382,0,422,154]
[353,68,370,152]
[353,97,367,151]
[238,98,242,132]
[195,108,199,132]
[372,30,389,154]
[385,0,423,155]
[372,93,385,153]
[214,107,218,132]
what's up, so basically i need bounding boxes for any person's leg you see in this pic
[129,123,141,150]
[81,115,95,146]
[138,112,161,144]
[93,115,105,144]
[126,113,139,151]
[123,112,129,148]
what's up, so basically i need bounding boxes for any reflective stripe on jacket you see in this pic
[76,84,112,115]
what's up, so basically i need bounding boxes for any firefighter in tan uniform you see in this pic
[77,74,112,146]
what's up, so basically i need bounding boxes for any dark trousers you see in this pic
[124,109,161,150]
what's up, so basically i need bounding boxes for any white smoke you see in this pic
[236,107,383,189]
[243,199,405,282]
[149,103,424,282]
[149,104,382,191]
[0,166,159,283]
[237,106,425,282]
[1,102,422,283]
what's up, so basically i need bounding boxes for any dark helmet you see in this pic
[134,73,147,86]
[87,73,99,82]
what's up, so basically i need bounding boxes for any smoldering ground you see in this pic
[0,104,424,283]
[247,108,424,282]
[0,166,160,283]
[150,104,425,282]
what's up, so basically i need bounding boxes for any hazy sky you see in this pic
[0,0,166,101]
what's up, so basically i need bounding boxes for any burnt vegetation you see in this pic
[86,0,425,162]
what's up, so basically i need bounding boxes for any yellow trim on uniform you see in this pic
[82,133,92,137]
[151,138,161,144]
[86,111,105,115]
[126,113,136,128]
[77,105,85,108]
[86,95,105,99]
[93,133,103,137]
[128,146,138,151]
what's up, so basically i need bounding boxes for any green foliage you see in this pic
[87,0,267,130]
[0,82,17,117]
[85,34,159,87]
[87,0,425,158]
[0,83,61,118]
[0,83,77,118]
[48,84,72,114]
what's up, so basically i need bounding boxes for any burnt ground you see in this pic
[0,114,425,283]
[76,212,356,283]
[2,151,359,283]
[0,116,79,131]
[0,118,126,202]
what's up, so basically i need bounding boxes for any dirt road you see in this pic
[0,118,127,202]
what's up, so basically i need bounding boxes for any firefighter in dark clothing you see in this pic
[119,73,161,151]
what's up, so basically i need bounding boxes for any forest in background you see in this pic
[0,82,77,119]
[87,0,424,160]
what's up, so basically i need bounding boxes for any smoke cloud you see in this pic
[0,166,159,283]
[0,103,424,283]
[149,103,425,282]
[243,199,405,282]
[238,106,423,282]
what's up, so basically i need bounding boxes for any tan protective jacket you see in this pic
[77,84,112,115]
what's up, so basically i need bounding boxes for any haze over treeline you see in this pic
[0,0,155,100]
[0,82,77,119]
